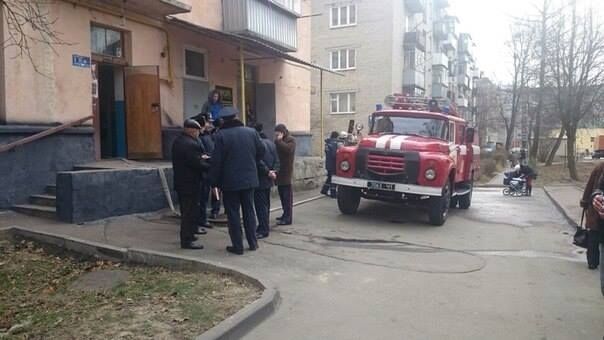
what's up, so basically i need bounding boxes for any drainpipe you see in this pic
[320,69,324,159]
[64,0,174,85]
[240,43,246,126]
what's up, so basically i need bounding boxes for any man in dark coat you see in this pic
[254,124,280,239]
[581,162,604,270]
[321,131,340,198]
[172,119,210,249]
[209,107,266,255]
[192,114,219,228]
[274,124,296,226]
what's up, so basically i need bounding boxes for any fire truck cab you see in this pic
[332,95,480,226]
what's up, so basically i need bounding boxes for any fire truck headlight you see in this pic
[424,169,437,181]
[340,160,351,172]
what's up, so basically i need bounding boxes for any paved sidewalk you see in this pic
[543,185,584,225]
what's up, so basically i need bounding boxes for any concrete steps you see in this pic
[12,184,58,219]
[12,204,57,219]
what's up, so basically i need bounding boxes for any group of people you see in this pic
[171,90,296,254]
[580,162,604,296]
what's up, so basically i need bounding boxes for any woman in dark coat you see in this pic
[580,162,604,271]
[274,124,296,225]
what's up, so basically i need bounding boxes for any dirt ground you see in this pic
[0,240,261,340]
[534,161,597,187]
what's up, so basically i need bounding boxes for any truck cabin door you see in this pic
[455,123,466,182]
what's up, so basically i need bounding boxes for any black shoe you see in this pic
[320,187,329,196]
[226,246,244,255]
[195,228,207,235]
[198,222,212,228]
[210,213,218,220]
[277,220,292,226]
[181,243,204,250]
[588,264,598,270]
[276,216,284,221]
[256,233,269,239]
[249,244,259,251]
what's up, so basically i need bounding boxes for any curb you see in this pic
[1,226,279,340]
[542,187,578,227]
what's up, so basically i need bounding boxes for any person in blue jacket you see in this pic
[321,131,340,198]
[209,107,266,255]
[201,90,224,122]
[254,124,280,239]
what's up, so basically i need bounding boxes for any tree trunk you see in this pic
[530,0,549,166]
[545,127,565,166]
[566,126,578,180]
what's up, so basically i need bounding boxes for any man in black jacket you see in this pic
[172,119,210,249]
[209,107,266,255]
[254,124,279,239]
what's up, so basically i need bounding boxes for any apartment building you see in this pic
[0,0,319,209]
[310,0,479,154]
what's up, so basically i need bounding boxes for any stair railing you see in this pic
[0,115,93,154]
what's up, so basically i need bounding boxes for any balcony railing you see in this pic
[432,53,448,68]
[404,31,427,52]
[432,83,448,98]
[406,0,426,13]
[223,0,298,52]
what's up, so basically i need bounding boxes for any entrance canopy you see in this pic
[166,17,338,74]
[93,0,191,18]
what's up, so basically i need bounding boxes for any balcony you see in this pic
[432,53,448,68]
[406,0,426,13]
[441,33,457,51]
[404,31,427,52]
[434,0,449,8]
[432,83,448,98]
[97,0,191,18]
[403,69,425,89]
[223,0,299,52]
[456,96,469,108]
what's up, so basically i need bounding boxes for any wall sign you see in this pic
[72,54,91,68]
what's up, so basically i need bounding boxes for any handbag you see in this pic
[573,209,588,249]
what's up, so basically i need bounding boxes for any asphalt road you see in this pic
[241,187,603,340]
[2,188,602,339]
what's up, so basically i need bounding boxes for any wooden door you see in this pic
[124,66,162,159]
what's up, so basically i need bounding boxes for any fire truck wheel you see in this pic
[428,181,451,226]
[458,180,473,209]
[337,186,361,215]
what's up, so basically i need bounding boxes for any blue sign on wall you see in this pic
[72,54,91,68]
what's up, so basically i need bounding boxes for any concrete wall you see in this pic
[56,168,175,223]
[310,0,401,155]
[0,127,94,208]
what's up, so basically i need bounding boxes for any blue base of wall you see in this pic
[0,125,95,209]
[57,167,176,224]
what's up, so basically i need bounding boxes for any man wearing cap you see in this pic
[172,119,210,249]
[274,124,296,225]
[209,107,266,255]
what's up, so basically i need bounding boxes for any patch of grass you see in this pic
[0,240,261,340]
[534,161,596,187]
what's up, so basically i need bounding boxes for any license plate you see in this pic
[367,181,396,191]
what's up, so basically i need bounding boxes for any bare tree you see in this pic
[505,25,535,151]
[549,1,604,179]
[474,77,502,146]
[1,0,69,73]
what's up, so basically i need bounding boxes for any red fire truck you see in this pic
[332,95,480,226]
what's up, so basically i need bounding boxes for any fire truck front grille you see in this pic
[367,154,405,175]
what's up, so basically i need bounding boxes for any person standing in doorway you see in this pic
[254,124,279,239]
[172,119,210,249]
[209,107,266,255]
[321,131,340,198]
[201,90,224,123]
[274,124,296,226]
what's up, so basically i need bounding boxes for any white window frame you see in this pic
[183,46,209,81]
[330,49,356,71]
[329,92,356,114]
[329,4,357,28]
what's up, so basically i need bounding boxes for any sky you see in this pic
[447,0,604,84]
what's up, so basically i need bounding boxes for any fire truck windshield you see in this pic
[371,115,447,139]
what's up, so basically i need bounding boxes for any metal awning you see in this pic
[166,17,338,74]
[93,0,191,17]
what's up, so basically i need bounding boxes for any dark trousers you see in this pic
[223,189,257,251]
[211,189,221,215]
[178,192,199,246]
[254,188,271,236]
[278,184,293,224]
[199,182,210,224]
[587,229,601,267]
[321,171,337,197]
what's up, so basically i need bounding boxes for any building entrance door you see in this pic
[255,83,276,140]
[96,64,127,159]
[124,66,163,159]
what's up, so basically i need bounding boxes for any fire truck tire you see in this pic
[337,186,361,215]
[428,181,451,226]
[458,180,473,209]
